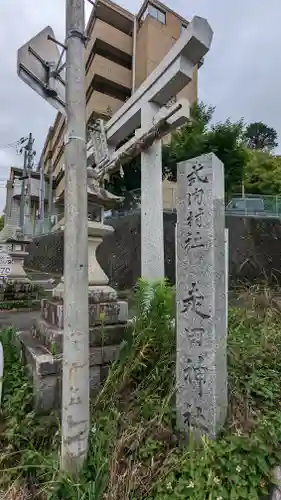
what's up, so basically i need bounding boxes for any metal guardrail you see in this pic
[24,193,281,238]
[226,194,281,219]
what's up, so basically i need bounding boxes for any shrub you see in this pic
[0,280,40,309]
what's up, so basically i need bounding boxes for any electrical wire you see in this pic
[0,137,27,150]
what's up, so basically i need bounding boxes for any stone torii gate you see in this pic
[88,16,213,282]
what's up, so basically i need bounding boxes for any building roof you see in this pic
[136,0,190,26]
[9,166,48,181]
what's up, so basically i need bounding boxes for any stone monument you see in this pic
[176,153,227,440]
[18,168,129,411]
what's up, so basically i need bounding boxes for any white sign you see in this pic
[0,251,13,281]
[17,26,65,114]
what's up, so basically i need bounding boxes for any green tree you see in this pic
[244,121,278,151]
[107,104,280,198]
[163,102,248,195]
[107,102,215,198]
[0,215,4,231]
[244,149,281,195]
[106,156,141,197]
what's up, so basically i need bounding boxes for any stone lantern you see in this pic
[0,224,31,282]
[24,170,129,411]
[53,167,124,298]
[86,175,124,292]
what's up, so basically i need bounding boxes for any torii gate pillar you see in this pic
[141,101,164,280]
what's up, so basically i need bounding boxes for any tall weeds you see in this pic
[1,281,281,499]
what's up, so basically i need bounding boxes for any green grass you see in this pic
[1,280,281,499]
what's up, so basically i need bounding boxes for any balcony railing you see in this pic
[105,192,281,220]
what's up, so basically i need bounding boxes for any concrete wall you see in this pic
[25,214,281,288]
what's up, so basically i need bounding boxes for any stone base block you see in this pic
[41,297,128,328]
[17,330,121,412]
[53,283,118,302]
[88,285,118,303]
[33,318,128,354]
[41,299,63,328]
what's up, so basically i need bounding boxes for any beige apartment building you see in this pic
[41,0,198,219]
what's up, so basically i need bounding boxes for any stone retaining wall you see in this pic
[25,214,281,288]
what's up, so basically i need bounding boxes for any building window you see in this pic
[141,3,166,25]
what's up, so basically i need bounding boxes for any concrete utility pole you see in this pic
[48,157,53,218]
[38,156,45,234]
[25,133,36,227]
[19,132,34,231]
[19,148,27,230]
[61,0,89,473]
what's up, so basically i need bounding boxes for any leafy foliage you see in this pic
[107,103,250,197]
[0,328,59,495]
[2,282,281,499]
[0,215,4,232]
[106,155,141,197]
[163,103,249,195]
[0,281,40,310]
[106,104,279,198]
[244,121,278,151]
[244,149,281,195]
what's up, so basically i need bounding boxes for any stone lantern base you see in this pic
[17,221,129,412]
[8,250,30,282]
[52,221,115,299]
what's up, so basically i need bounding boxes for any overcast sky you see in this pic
[0,0,280,210]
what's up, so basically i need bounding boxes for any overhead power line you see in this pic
[0,137,27,151]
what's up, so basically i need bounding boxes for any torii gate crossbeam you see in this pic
[88,16,213,282]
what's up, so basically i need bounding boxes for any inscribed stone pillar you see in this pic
[176,152,227,440]
[141,101,165,282]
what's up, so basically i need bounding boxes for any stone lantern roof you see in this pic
[0,224,27,243]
